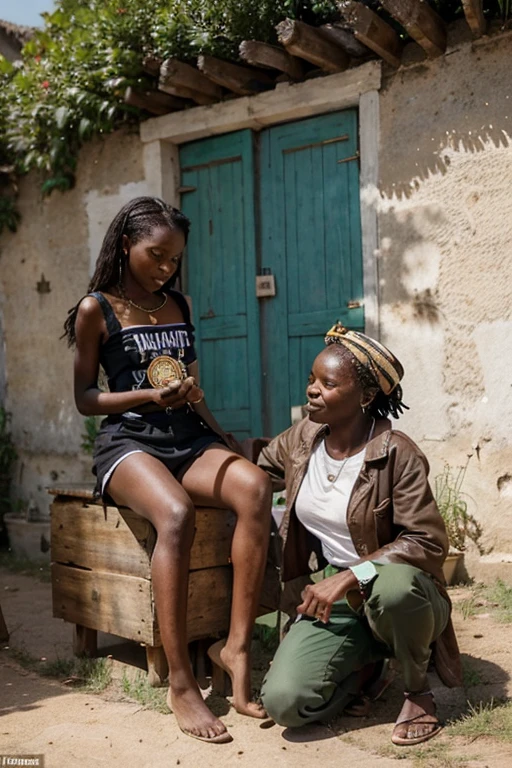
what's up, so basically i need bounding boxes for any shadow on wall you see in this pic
[376,204,445,323]
[379,32,512,200]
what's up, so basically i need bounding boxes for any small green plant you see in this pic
[7,645,112,691]
[121,670,169,712]
[434,456,485,555]
[0,195,20,234]
[81,415,101,455]
[450,699,512,743]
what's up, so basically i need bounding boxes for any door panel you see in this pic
[179,131,262,439]
[260,110,364,435]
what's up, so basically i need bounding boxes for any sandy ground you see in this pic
[1,569,512,768]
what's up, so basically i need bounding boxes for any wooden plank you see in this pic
[462,0,486,36]
[159,58,223,105]
[319,23,373,58]
[51,563,158,645]
[52,564,233,644]
[379,0,447,58]
[276,18,349,73]
[198,314,247,340]
[140,61,382,144]
[186,567,232,642]
[124,86,186,116]
[51,500,236,574]
[197,54,275,96]
[51,501,154,579]
[190,508,235,571]
[340,2,403,68]
[73,625,97,657]
[239,40,305,80]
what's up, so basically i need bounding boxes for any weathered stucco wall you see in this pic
[0,128,148,520]
[377,31,512,568]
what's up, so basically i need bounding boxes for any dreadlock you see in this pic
[63,197,190,346]
[324,340,409,420]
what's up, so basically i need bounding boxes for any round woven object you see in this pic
[147,356,186,388]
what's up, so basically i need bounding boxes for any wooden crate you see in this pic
[50,488,237,685]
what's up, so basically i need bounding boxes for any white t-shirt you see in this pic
[295,439,365,568]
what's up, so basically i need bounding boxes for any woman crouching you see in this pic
[258,323,462,746]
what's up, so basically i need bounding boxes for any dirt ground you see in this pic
[1,568,512,768]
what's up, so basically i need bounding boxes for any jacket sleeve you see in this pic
[257,428,292,491]
[368,448,449,575]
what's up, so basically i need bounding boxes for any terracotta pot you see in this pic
[443,551,464,586]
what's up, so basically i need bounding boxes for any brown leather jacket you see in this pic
[257,417,462,688]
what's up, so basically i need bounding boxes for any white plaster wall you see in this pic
[378,31,512,556]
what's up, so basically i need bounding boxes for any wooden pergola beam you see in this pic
[462,0,487,37]
[159,58,224,106]
[339,2,403,68]
[378,0,447,58]
[239,40,306,80]
[319,23,373,58]
[197,54,275,96]
[276,18,349,73]
[124,86,187,116]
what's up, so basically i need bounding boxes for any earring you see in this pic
[361,404,367,414]
[118,254,124,285]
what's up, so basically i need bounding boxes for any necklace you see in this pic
[323,418,376,484]
[117,282,168,314]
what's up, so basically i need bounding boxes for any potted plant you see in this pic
[0,406,17,547]
[434,456,484,585]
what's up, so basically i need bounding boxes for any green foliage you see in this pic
[0,196,21,234]
[0,0,322,198]
[81,415,101,455]
[434,456,485,555]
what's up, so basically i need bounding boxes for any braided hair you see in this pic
[324,337,409,420]
[63,197,190,346]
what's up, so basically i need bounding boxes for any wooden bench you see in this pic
[49,485,279,686]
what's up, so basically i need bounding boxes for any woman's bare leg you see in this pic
[181,445,272,717]
[107,453,231,741]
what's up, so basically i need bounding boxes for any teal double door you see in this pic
[180,111,364,438]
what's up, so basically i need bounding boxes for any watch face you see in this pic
[147,356,185,388]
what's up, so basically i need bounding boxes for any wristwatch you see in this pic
[349,561,378,597]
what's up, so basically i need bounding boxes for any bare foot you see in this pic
[167,681,232,743]
[391,691,442,746]
[208,640,266,719]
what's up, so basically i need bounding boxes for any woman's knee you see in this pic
[261,672,308,728]
[366,564,431,619]
[152,498,196,544]
[232,463,272,511]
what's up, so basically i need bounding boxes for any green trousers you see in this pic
[261,563,450,728]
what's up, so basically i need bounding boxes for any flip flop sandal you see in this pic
[391,691,443,746]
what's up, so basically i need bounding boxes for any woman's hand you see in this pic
[297,570,359,623]
[152,377,199,410]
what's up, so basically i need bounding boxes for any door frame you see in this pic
[140,61,382,338]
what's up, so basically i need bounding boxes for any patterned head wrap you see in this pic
[324,322,407,417]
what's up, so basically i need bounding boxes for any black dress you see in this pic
[89,290,221,502]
